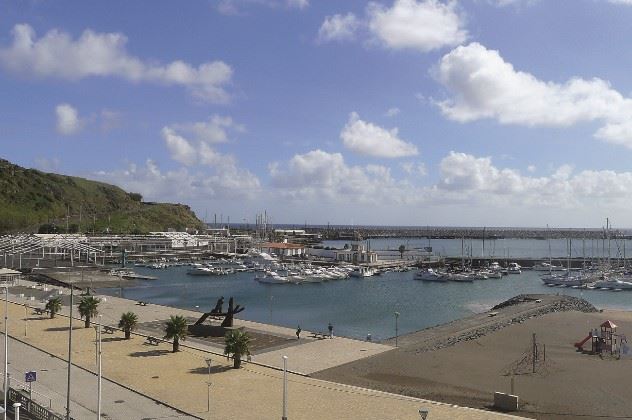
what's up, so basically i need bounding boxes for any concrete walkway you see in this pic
[2,336,195,419]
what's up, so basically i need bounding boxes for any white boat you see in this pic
[446,272,473,282]
[593,279,632,290]
[255,271,289,284]
[507,263,521,274]
[415,269,446,282]
[533,262,566,272]
[350,267,376,278]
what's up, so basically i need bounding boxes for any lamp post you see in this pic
[3,286,8,420]
[95,315,102,420]
[12,403,20,420]
[394,312,400,348]
[205,358,212,413]
[282,355,288,420]
[66,284,73,420]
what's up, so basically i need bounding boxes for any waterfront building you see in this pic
[260,241,305,258]
[334,243,378,264]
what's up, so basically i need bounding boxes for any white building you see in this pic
[334,243,378,264]
[261,241,305,258]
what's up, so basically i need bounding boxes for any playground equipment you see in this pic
[574,320,627,356]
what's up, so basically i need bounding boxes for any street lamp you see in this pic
[3,285,8,420]
[95,315,102,420]
[205,358,212,414]
[282,355,288,420]
[394,312,400,348]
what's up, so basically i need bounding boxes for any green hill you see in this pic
[0,158,206,234]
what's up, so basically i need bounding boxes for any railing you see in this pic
[7,387,70,420]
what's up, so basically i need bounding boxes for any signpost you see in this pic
[24,371,36,401]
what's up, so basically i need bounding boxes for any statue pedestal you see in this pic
[188,324,243,338]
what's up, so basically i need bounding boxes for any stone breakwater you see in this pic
[403,294,597,354]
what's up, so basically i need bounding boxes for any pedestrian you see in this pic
[328,322,333,338]
[296,325,301,340]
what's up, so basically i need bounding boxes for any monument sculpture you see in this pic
[189,297,245,337]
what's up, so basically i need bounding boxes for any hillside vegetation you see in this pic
[0,159,205,234]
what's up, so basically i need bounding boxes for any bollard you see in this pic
[13,403,20,420]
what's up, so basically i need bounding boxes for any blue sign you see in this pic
[25,371,36,382]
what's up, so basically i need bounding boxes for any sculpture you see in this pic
[190,297,245,337]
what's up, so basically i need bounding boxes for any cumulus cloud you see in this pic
[269,149,417,203]
[162,117,244,167]
[97,158,260,202]
[318,13,360,43]
[401,161,427,176]
[0,24,232,102]
[367,0,467,52]
[55,103,83,135]
[435,42,632,148]
[340,112,418,158]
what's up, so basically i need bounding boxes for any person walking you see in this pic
[328,322,333,338]
[296,325,301,339]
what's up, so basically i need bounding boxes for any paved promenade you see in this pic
[0,280,524,420]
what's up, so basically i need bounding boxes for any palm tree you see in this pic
[118,312,138,339]
[45,297,62,319]
[224,330,251,369]
[164,315,188,352]
[78,296,100,328]
[398,244,406,259]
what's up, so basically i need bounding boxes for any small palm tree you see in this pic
[164,315,188,352]
[224,330,251,369]
[78,296,100,328]
[45,297,62,319]
[118,312,138,339]
[398,244,406,259]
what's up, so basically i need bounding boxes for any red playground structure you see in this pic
[575,320,623,355]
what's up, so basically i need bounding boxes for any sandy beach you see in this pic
[315,294,632,419]
[0,279,521,420]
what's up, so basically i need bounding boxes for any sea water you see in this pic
[97,238,632,340]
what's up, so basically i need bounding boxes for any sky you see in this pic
[2,0,632,228]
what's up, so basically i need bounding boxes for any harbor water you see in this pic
[97,237,632,341]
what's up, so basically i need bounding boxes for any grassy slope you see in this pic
[0,158,205,233]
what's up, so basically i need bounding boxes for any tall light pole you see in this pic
[96,315,102,420]
[394,312,400,348]
[66,285,73,420]
[3,286,8,420]
[282,355,288,420]
[205,358,212,415]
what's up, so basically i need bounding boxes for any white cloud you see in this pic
[287,0,309,8]
[269,149,417,203]
[367,0,467,52]
[318,13,360,43]
[401,161,427,176]
[97,158,260,202]
[385,107,400,117]
[0,24,232,102]
[217,0,308,14]
[162,127,198,166]
[608,0,632,5]
[340,112,418,158]
[527,165,536,173]
[170,115,244,144]
[55,103,83,135]
[436,42,632,148]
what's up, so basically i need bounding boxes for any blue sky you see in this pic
[3,0,632,227]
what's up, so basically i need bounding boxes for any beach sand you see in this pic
[0,280,521,420]
[314,296,632,419]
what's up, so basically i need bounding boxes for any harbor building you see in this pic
[260,241,306,258]
[334,242,378,264]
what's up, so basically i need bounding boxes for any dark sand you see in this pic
[314,295,632,419]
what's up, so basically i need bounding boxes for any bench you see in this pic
[103,326,115,334]
[310,332,329,339]
[136,301,148,306]
[145,336,160,346]
[33,308,47,316]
